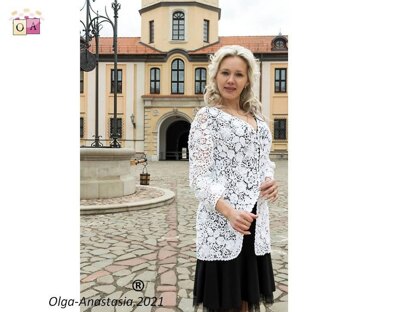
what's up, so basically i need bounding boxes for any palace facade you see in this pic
[80,0,288,160]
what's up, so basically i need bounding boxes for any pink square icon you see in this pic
[26,18,40,34]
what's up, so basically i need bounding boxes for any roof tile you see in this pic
[89,36,287,55]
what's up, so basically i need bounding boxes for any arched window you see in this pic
[195,68,206,94]
[150,68,160,94]
[171,59,184,94]
[172,11,185,40]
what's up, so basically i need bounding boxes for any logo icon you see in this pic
[11,9,43,35]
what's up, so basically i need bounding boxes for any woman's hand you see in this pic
[227,209,258,235]
[260,178,279,202]
[215,198,257,235]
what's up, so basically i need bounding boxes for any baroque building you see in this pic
[80,0,288,160]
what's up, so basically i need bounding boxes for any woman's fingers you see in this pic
[267,184,278,201]
[260,180,279,201]
[234,225,251,236]
[231,211,257,235]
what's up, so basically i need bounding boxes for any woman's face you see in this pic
[215,56,249,106]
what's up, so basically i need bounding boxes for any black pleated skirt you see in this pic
[193,204,275,312]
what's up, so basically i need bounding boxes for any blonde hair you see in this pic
[204,45,264,119]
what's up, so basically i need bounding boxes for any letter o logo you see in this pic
[15,23,25,32]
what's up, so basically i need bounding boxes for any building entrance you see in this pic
[159,117,190,160]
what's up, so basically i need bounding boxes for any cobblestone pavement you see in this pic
[80,160,288,312]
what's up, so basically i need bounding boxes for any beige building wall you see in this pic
[135,63,146,153]
[142,0,218,7]
[144,55,209,96]
[105,64,126,147]
[94,63,108,146]
[270,62,288,152]
[85,68,98,145]
[261,61,271,121]
[124,63,135,150]
[140,2,219,51]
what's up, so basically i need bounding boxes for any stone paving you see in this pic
[80,160,288,312]
[80,186,164,206]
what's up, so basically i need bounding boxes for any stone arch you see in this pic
[157,111,192,160]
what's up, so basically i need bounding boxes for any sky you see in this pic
[80,0,289,37]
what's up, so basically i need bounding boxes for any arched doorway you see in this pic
[166,120,190,160]
[159,116,191,160]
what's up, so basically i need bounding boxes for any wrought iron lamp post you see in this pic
[80,0,121,148]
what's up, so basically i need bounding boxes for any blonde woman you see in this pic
[189,45,278,312]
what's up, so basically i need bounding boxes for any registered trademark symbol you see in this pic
[132,279,145,291]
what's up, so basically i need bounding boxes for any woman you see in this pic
[188,45,278,312]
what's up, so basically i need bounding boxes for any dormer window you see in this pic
[172,11,185,40]
[275,39,285,49]
[272,36,288,50]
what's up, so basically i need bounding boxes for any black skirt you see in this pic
[193,204,275,312]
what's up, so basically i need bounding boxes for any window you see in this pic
[171,59,184,94]
[275,68,287,93]
[111,69,122,93]
[149,20,154,43]
[110,117,122,138]
[274,119,287,140]
[271,36,288,51]
[172,11,185,40]
[80,117,84,138]
[150,68,160,94]
[195,68,206,94]
[203,19,209,43]
[80,71,84,93]
[274,39,285,49]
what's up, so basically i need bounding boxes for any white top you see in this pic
[188,106,275,261]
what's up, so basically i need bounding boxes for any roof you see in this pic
[90,36,288,55]
[90,37,162,54]
[190,36,287,54]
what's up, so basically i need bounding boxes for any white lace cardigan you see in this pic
[188,106,276,261]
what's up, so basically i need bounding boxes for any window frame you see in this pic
[172,11,185,41]
[110,69,123,94]
[80,117,84,138]
[80,71,84,94]
[149,20,154,43]
[203,19,209,43]
[275,39,285,49]
[171,59,185,94]
[194,67,207,94]
[273,118,287,140]
[274,68,287,93]
[110,117,123,138]
[150,67,160,94]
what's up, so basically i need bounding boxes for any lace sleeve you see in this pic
[265,158,276,179]
[264,126,276,179]
[188,108,225,211]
